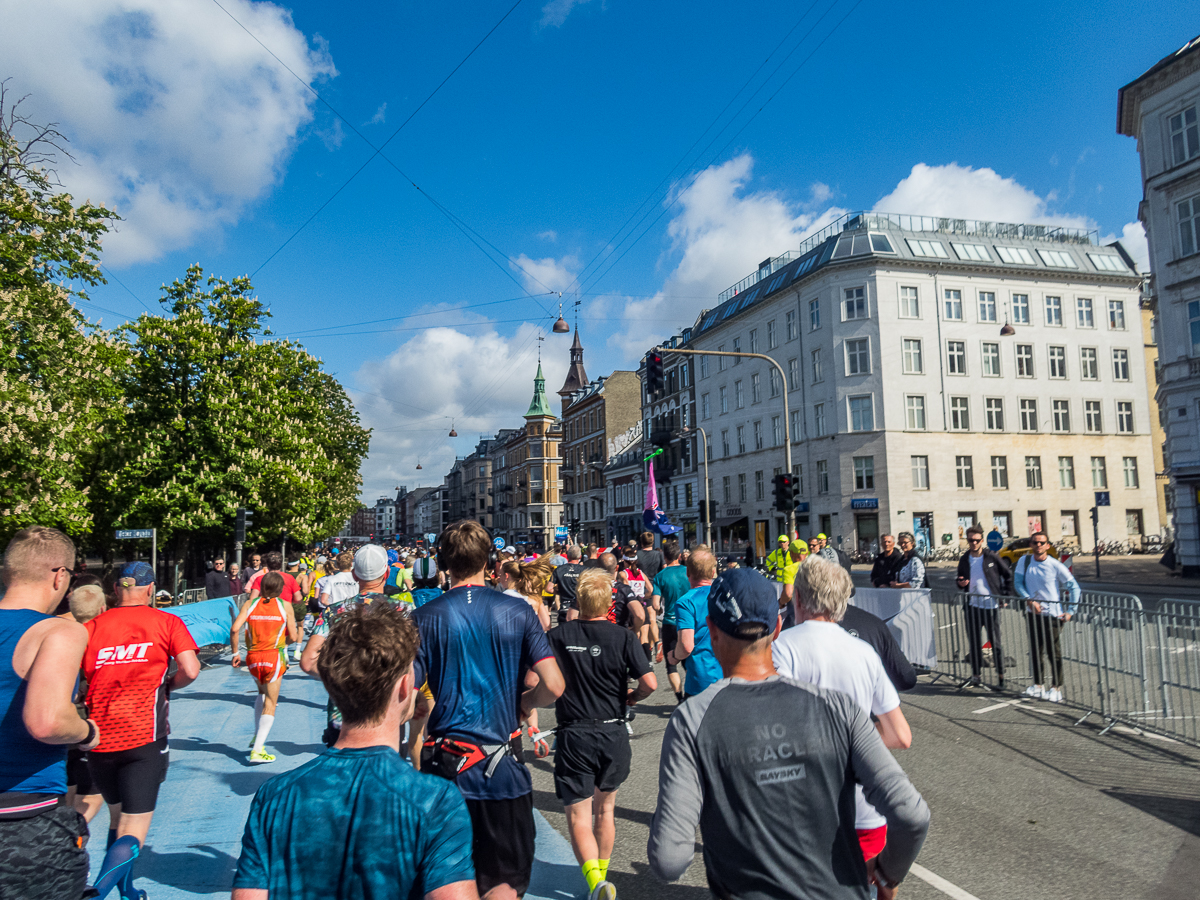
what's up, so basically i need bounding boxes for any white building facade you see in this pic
[1119,36,1200,574]
[686,212,1159,558]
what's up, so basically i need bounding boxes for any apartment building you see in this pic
[684,211,1160,557]
[1119,34,1200,572]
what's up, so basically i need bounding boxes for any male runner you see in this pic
[550,545,585,623]
[83,561,200,900]
[665,546,719,699]
[635,532,664,582]
[231,572,300,763]
[547,570,656,900]
[651,542,690,703]
[0,527,100,900]
[415,520,565,900]
[246,552,302,606]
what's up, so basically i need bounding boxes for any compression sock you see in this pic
[598,859,610,879]
[581,859,603,891]
[252,713,275,754]
[254,694,265,730]
[92,835,140,899]
[642,642,652,662]
[106,827,117,849]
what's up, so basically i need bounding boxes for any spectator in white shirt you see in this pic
[317,552,358,607]
[954,526,1013,689]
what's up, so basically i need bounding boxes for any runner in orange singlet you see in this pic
[231,572,298,763]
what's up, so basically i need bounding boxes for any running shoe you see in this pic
[1024,685,1045,699]
[588,881,617,900]
[1044,688,1064,703]
[249,749,276,763]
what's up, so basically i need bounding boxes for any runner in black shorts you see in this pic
[546,569,656,900]
[550,545,586,623]
[651,542,690,703]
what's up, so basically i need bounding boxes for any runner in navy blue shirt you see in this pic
[415,521,565,899]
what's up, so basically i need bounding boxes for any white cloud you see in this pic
[510,253,579,293]
[1107,221,1149,273]
[367,102,387,125]
[537,230,558,242]
[0,0,335,265]
[539,0,598,28]
[353,323,568,500]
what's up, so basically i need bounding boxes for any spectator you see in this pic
[648,567,930,900]
[0,526,99,900]
[890,534,925,588]
[955,525,1014,690]
[665,546,719,699]
[241,553,265,590]
[810,533,852,574]
[870,535,903,587]
[1014,531,1080,704]
[777,539,808,630]
[232,602,477,900]
[228,561,244,596]
[205,557,232,599]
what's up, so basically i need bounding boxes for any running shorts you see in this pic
[661,623,679,675]
[246,648,288,685]
[88,738,169,814]
[857,824,887,861]
[553,723,632,806]
[66,747,94,795]
[463,793,535,897]
[0,805,89,900]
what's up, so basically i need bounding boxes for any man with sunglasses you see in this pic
[1013,532,1080,703]
[955,525,1013,689]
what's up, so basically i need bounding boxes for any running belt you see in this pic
[0,791,61,820]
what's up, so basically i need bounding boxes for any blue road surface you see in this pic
[84,655,587,900]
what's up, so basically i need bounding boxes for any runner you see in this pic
[619,554,655,662]
[230,572,300,763]
[414,520,565,900]
[83,561,200,900]
[550,545,586,623]
[317,551,357,607]
[600,553,645,637]
[665,546,719,700]
[0,526,99,900]
[547,569,657,900]
[411,547,441,590]
[498,557,553,631]
[635,532,664,582]
[651,542,690,703]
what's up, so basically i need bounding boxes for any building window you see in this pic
[985,397,1005,431]
[772,415,782,446]
[767,320,777,349]
[900,286,920,318]
[1112,349,1130,381]
[721,429,729,457]
[947,341,967,375]
[1059,456,1075,489]
[786,310,797,341]
[854,456,874,490]
[1091,456,1108,489]
[944,289,963,320]
[905,395,927,430]
[1048,345,1067,379]
[902,338,923,374]
[956,455,974,488]
[702,393,711,419]
[909,238,948,258]
[755,470,765,500]
[849,395,874,432]
[950,396,970,430]
[813,403,826,437]
[1117,401,1134,434]
[1077,298,1095,328]
[701,355,710,378]
[911,455,929,489]
[1053,399,1070,433]
[732,337,741,362]
[793,464,803,494]
[735,381,745,409]
[769,367,781,398]
[996,246,1036,265]
[817,460,830,494]
[846,338,870,375]
[1123,456,1140,488]
[1025,456,1043,489]
[809,298,821,330]
[718,344,726,371]
[736,425,746,454]
[1127,509,1144,535]
[844,287,867,320]
[1180,196,1200,257]
[753,420,764,450]
[749,329,758,354]
[787,357,799,390]
[789,409,799,442]
[751,372,762,403]
[1045,295,1062,326]
[1080,347,1099,380]
[1108,300,1126,330]
[811,348,823,383]
[1085,400,1102,433]
[719,385,728,414]
[982,342,1001,376]
[722,475,731,504]
[1172,106,1200,166]
[978,291,997,322]
[1019,398,1038,432]
[991,456,1009,489]
[1012,293,1030,324]
[1016,344,1035,377]
[738,473,747,502]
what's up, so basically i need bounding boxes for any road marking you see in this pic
[972,698,1026,714]
[910,863,984,900]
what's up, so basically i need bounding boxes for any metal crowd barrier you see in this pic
[924,589,1200,747]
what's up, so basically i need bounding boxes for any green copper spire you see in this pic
[525,363,553,417]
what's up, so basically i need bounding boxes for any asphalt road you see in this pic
[527,660,1200,900]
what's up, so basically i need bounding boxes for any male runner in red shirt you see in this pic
[231,572,299,763]
[83,562,200,900]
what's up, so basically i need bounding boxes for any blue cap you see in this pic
[387,548,399,565]
[118,561,155,587]
[707,568,778,640]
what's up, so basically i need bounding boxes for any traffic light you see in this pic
[645,350,665,395]
[772,473,794,512]
[235,507,253,543]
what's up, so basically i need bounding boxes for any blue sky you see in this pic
[2,0,1194,502]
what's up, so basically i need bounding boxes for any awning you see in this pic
[712,515,748,529]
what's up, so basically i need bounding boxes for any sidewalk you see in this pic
[923,553,1200,592]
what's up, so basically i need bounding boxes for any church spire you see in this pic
[557,327,589,402]
[525,363,553,418]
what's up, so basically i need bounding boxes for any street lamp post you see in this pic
[677,425,711,547]
[658,347,794,537]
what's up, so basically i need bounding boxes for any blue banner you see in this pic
[163,596,241,647]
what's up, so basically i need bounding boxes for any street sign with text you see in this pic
[115,529,153,540]
[850,498,878,510]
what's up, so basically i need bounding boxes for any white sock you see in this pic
[252,714,274,754]
[254,694,265,730]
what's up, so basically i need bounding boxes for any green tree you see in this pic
[0,86,125,542]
